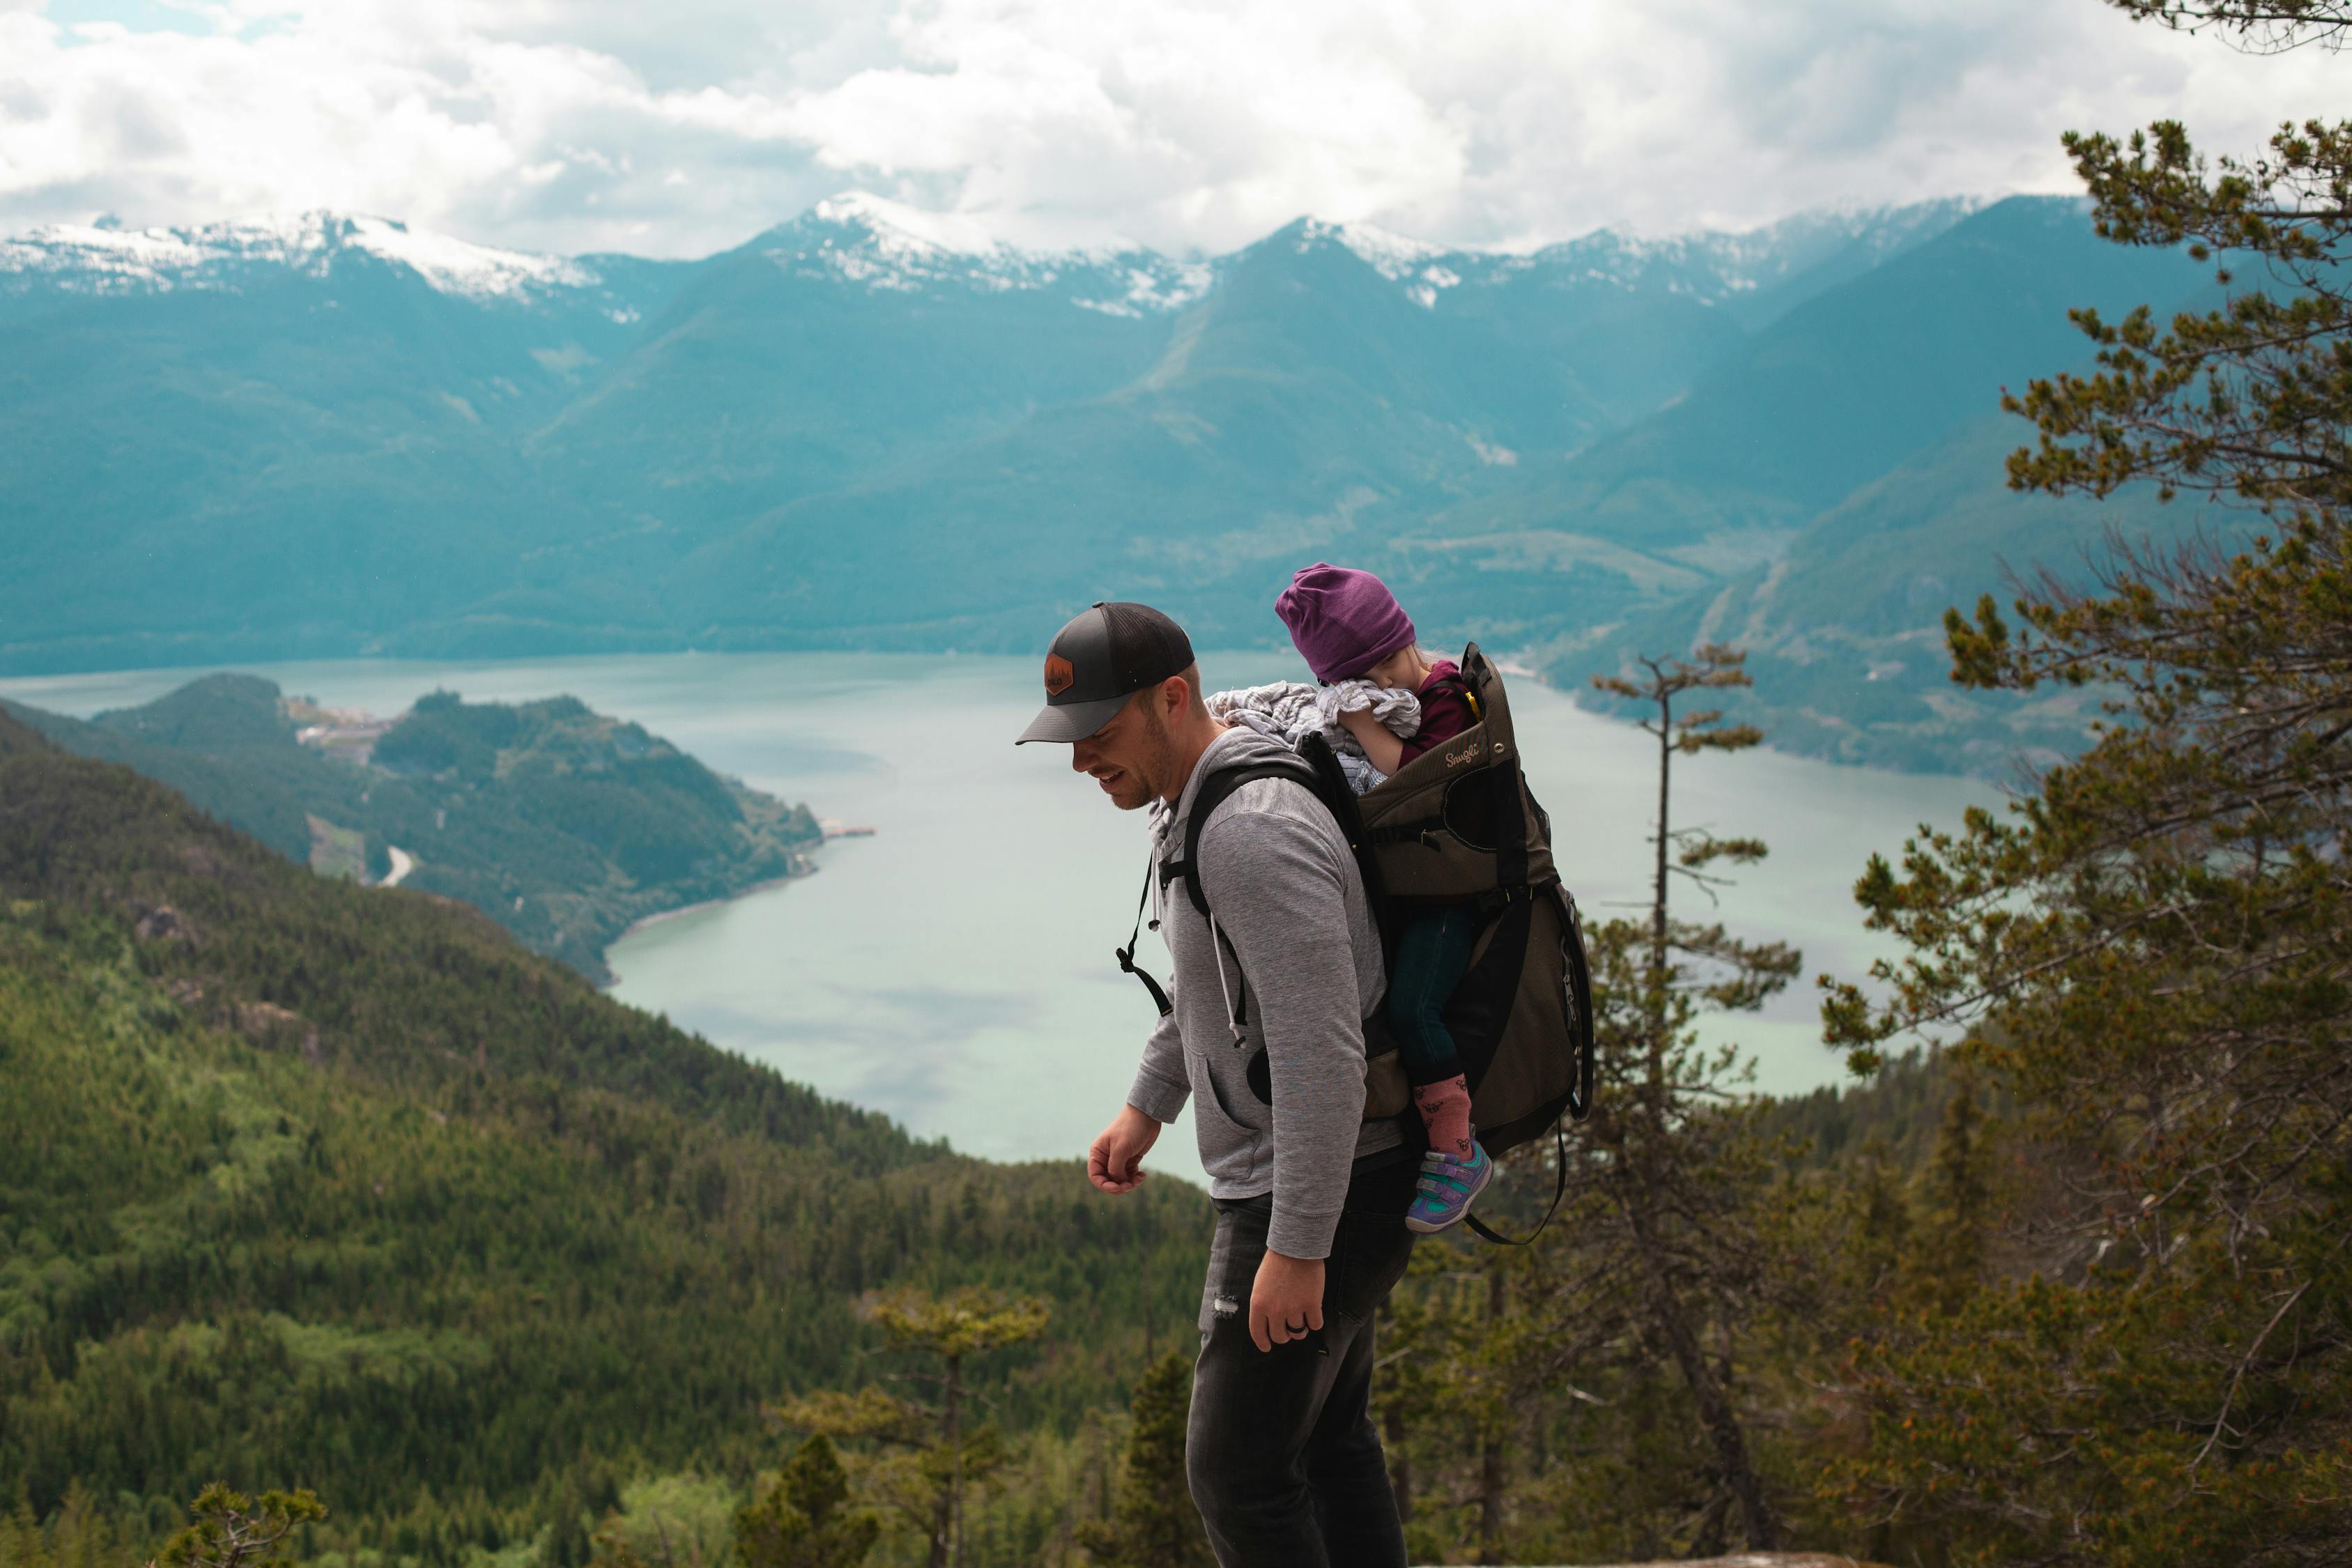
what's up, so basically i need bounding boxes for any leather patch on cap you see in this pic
[1043,654,1075,697]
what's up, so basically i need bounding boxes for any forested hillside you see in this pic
[3,677,824,979]
[22,661,2312,1567]
[0,709,1208,1565]
[0,669,2013,1568]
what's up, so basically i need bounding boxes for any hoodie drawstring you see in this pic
[1145,790,1250,1048]
[1206,912,1247,1047]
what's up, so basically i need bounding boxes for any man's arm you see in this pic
[1128,994,1190,1124]
[1197,802,1368,1261]
[1090,986,1186,1196]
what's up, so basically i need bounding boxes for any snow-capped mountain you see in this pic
[0,213,604,304]
[0,211,710,360]
[748,191,1217,318]
[1274,217,1486,309]
[1238,198,1988,321]
[3,187,2175,748]
[1537,196,1990,320]
[0,191,1985,332]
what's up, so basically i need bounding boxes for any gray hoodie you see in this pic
[1125,726,1402,1259]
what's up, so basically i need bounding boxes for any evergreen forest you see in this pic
[0,709,1206,1568]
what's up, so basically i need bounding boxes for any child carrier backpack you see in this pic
[1113,644,1594,1244]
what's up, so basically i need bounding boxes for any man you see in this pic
[1015,600,1417,1568]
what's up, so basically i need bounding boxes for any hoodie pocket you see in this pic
[1206,1058,1268,1135]
[1191,1045,1268,1139]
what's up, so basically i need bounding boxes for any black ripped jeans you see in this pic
[1186,1155,1418,1568]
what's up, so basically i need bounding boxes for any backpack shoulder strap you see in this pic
[1158,758,1318,921]
[1144,740,1397,1039]
[1116,759,1309,1024]
[1152,757,1319,1040]
[1426,666,1481,723]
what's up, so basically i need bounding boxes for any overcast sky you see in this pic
[1,0,2342,259]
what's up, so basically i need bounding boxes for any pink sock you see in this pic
[1413,1075,1474,1158]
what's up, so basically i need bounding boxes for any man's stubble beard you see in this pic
[1128,704,1183,811]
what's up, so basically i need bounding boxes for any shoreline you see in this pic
[607,863,820,951]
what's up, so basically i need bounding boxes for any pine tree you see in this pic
[1073,1353,1210,1568]
[546,1504,592,1568]
[1400,646,1801,1563]
[774,1287,1049,1568]
[1572,646,1800,1552]
[732,1437,879,1568]
[150,1486,325,1568]
[1817,5,2352,1555]
[1916,1060,1993,1308]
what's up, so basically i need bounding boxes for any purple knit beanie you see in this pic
[1275,562,1417,684]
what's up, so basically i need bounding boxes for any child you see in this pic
[1274,562,1491,1236]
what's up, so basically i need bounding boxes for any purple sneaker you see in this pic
[1406,1141,1493,1234]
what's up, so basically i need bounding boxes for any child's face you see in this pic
[1364,647,1424,689]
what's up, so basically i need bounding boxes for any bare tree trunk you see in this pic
[1687,1489,1732,1559]
[1598,646,1783,1553]
[1475,1435,1506,1564]
[928,1480,952,1567]
[1376,1296,1415,1528]
[1475,1263,1507,1565]
[1631,1329,1661,1562]
[1651,691,1672,996]
[1622,1199,1778,1549]
[1383,1399,1413,1527]
[1646,691,1674,1125]
[1090,1415,1111,1523]
[930,1353,962,1568]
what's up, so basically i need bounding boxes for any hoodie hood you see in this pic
[1153,723,1302,850]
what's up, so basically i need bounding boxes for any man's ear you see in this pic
[1160,673,1191,719]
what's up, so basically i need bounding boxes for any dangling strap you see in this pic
[1463,1119,1569,1247]
[1114,856,1173,1018]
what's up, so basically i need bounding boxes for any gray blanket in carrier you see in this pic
[1204,678,1420,794]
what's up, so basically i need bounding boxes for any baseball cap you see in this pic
[1013,601,1196,744]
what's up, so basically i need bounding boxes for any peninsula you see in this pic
[3,674,826,980]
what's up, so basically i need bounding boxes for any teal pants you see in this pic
[1385,906,1476,1086]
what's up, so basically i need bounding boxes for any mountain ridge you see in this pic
[0,189,2224,776]
[0,189,1986,321]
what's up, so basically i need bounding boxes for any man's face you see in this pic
[1070,688,1175,810]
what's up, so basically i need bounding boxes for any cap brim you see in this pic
[1014,693,1130,745]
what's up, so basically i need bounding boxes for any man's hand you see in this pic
[1249,1248,1326,1352]
[1087,1105,1162,1195]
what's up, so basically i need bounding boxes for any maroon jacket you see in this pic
[1399,659,1476,764]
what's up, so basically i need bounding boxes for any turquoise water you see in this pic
[1,652,1994,1187]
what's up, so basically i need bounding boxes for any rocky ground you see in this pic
[1476,1557,1884,1568]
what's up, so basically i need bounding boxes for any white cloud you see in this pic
[0,0,2341,259]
